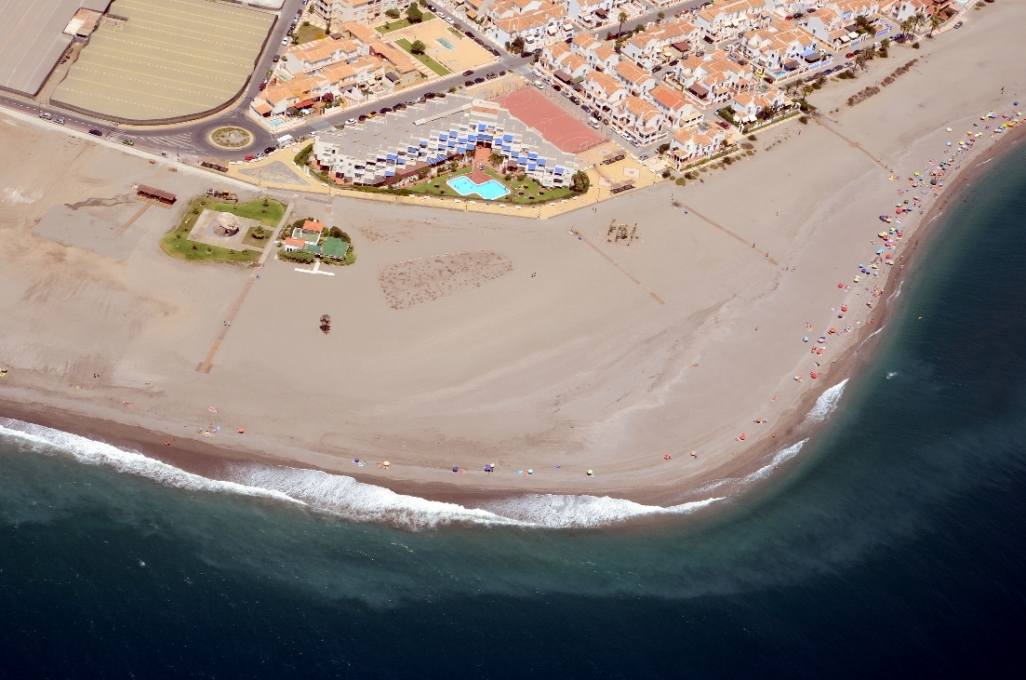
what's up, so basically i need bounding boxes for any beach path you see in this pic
[196,197,297,374]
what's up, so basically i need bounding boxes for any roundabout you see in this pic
[209,126,254,150]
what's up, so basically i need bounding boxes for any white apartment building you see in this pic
[311,0,413,26]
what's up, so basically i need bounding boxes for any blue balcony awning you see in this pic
[503,134,513,142]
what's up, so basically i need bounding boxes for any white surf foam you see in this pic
[0,419,304,507]
[804,379,849,424]
[482,494,723,529]
[0,418,727,530]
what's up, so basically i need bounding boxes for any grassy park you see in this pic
[395,38,450,76]
[295,23,325,45]
[376,12,435,33]
[160,197,285,263]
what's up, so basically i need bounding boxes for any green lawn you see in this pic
[209,199,285,227]
[295,24,326,45]
[375,13,436,33]
[395,38,450,76]
[407,166,574,204]
[160,197,285,264]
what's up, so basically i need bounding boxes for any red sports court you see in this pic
[497,88,604,154]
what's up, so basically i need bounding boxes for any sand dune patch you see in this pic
[379,250,513,309]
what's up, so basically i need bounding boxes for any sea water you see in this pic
[2,150,1026,677]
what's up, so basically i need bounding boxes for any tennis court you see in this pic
[496,88,604,154]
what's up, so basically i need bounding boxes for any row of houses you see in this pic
[251,22,426,119]
[311,96,579,187]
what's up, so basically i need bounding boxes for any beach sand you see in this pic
[1,3,1024,505]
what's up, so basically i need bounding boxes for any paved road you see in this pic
[0,0,863,166]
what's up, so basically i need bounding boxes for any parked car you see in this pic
[379,107,390,114]
[123,139,135,146]
[569,95,580,104]
[588,118,601,129]
[534,79,544,88]
[264,146,276,154]
[345,118,357,125]
[474,77,485,83]
[462,70,474,76]
[281,37,288,46]
[466,31,475,39]
[272,55,280,62]
[38,112,52,120]
[717,120,730,129]
[653,65,663,73]
[54,117,65,125]
[358,114,367,121]
[465,80,473,87]
[845,51,855,58]
[954,21,963,29]
[424,92,436,99]
[88,129,103,136]
[499,70,506,76]
[486,72,497,79]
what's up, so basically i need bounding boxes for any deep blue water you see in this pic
[3,149,1026,678]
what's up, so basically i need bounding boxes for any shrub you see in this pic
[747,134,757,141]
[571,170,590,193]
[294,143,313,167]
[912,41,920,49]
[799,115,809,124]
[279,248,315,263]
[675,178,686,186]
[657,142,671,155]
[410,40,426,54]
[252,227,267,240]
[385,8,400,18]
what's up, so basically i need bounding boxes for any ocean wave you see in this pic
[0,419,305,507]
[0,418,725,530]
[481,494,723,529]
[0,418,832,530]
[804,379,849,424]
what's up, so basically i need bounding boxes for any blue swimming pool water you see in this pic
[447,176,509,200]
[437,37,455,50]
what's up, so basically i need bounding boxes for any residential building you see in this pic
[647,83,703,129]
[668,127,730,168]
[567,0,629,29]
[729,86,792,126]
[736,17,819,81]
[620,18,701,70]
[581,70,627,117]
[311,96,579,187]
[672,52,753,108]
[694,0,771,44]
[311,0,414,27]
[572,33,619,70]
[613,60,656,97]
[610,96,666,144]
[485,0,573,49]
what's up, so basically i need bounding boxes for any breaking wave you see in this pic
[0,414,831,530]
[804,379,848,424]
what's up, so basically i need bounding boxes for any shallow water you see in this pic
[2,150,1026,678]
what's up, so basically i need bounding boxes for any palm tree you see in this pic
[617,11,628,38]
[913,11,926,36]
[900,17,915,42]
[929,14,943,37]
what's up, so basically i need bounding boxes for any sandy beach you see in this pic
[2,3,1024,507]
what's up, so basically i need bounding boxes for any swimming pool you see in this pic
[437,37,455,50]
[447,176,510,200]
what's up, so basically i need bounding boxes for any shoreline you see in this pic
[3,120,1021,517]
[2,6,1026,521]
